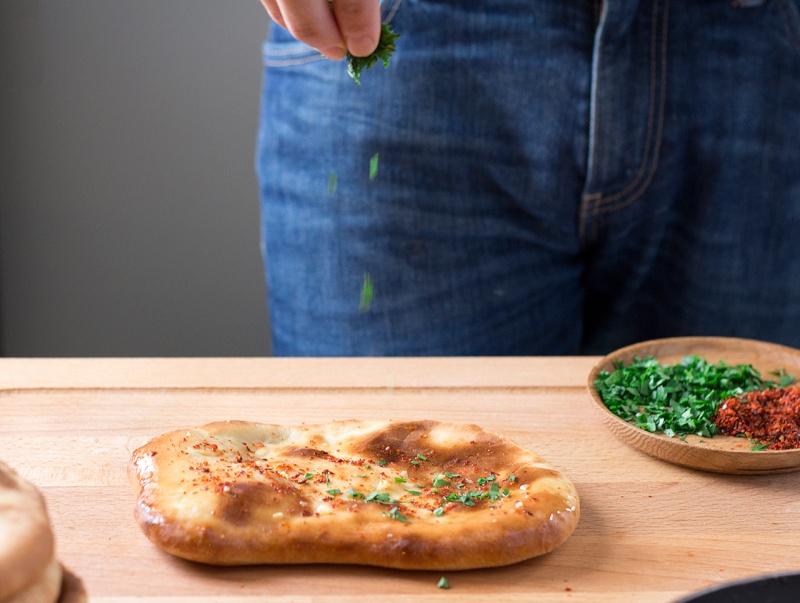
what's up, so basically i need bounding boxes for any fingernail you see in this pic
[323,46,347,60]
[346,35,377,58]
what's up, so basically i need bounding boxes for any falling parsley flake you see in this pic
[369,153,379,181]
[359,272,373,313]
[327,171,338,195]
[437,577,450,589]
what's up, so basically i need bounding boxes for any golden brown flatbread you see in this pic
[129,420,579,570]
[0,460,57,602]
[3,556,62,603]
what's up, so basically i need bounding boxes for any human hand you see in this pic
[260,0,381,61]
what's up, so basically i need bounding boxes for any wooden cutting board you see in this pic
[1,357,799,603]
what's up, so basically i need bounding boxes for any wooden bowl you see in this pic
[587,336,800,474]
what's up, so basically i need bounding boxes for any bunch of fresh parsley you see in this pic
[346,23,399,84]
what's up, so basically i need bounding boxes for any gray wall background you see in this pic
[0,1,272,356]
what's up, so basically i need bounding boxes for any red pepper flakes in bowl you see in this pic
[714,386,800,450]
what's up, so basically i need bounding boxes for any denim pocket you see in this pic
[262,33,323,68]
[777,0,800,53]
[262,0,405,68]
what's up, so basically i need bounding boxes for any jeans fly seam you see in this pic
[595,0,669,220]
[594,0,659,206]
[778,0,800,53]
[579,0,668,246]
[578,0,609,246]
[593,0,669,218]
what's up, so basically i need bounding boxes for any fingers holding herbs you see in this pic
[259,0,381,60]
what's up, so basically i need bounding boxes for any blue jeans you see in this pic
[256,0,800,356]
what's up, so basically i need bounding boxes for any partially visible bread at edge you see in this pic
[3,556,62,603]
[0,461,56,600]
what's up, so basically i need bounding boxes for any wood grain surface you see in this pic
[1,357,799,603]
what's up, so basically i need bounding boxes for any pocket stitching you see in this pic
[262,38,323,67]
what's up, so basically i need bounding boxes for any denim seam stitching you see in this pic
[594,0,669,216]
[265,45,319,57]
[264,55,325,67]
[579,0,669,245]
[383,0,404,24]
[262,39,324,65]
[578,0,609,246]
[778,0,800,53]
[586,1,658,206]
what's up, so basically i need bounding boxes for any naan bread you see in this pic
[129,420,579,570]
[3,556,62,603]
[0,461,57,601]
